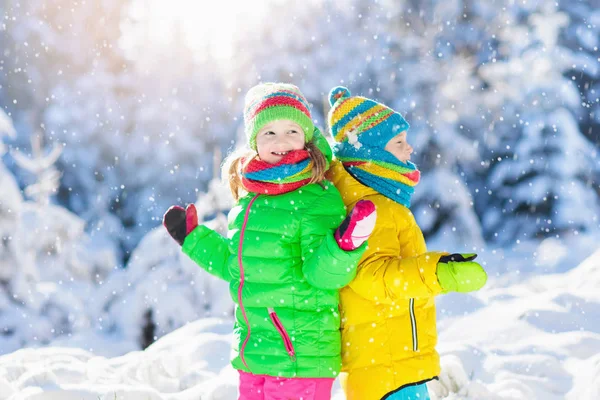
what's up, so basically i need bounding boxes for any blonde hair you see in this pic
[223,140,328,202]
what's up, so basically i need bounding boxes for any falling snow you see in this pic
[0,0,599,398]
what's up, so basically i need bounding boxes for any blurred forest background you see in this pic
[0,0,599,353]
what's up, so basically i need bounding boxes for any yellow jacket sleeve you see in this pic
[348,200,446,303]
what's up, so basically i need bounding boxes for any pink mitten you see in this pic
[334,200,377,251]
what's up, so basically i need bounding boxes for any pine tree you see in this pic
[0,111,117,354]
[1,0,237,258]
[11,133,62,205]
[475,5,600,242]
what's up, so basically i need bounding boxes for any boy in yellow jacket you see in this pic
[325,86,487,400]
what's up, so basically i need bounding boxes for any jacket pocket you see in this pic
[268,307,296,361]
[409,298,418,351]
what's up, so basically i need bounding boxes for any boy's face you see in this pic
[384,131,413,163]
[255,120,306,164]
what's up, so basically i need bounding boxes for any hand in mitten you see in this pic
[335,200,377,251]
[162,204,199,246]
[436,253,487,293]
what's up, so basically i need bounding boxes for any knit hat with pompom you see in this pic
[327,86,409,149]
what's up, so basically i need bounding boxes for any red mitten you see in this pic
[185,204,198,235]
[163,204,199,246]
[334,200,377,251]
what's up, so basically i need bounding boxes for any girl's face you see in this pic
[256,120,306,164]
[384,131,413,163]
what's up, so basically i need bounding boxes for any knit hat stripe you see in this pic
[331,99,375,133]
[335,104,389,142]
[249,96,310,121]
[354,108,395,136]
[330,97,370,128]
[245,86,310,114]
[272,90,311,110]
[246,91,311,118]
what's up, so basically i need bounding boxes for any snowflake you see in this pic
[347,129,363,150]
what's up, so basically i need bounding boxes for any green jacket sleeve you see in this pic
[182,225,231,281]
[300,185,366,290]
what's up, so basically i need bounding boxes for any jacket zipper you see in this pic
[268,307,297,361]
[409,298,418,351]
[238,194,260,370]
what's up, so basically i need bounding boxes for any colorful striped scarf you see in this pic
[336,145,420,208]
[241,150,313,195]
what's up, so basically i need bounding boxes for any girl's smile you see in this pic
[256,120,306,164]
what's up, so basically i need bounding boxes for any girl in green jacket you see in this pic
[163,83,377,400]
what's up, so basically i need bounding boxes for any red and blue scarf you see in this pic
[241,150,314,195]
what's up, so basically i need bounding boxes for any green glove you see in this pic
[436,253,487,293]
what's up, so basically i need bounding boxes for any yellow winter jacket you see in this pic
[327,160,447,400]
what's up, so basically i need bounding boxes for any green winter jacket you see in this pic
[182,181,366,378]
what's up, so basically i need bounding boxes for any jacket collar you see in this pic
[327,159,378,207]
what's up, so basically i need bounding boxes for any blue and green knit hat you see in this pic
[327,86,420,208]
[244,83,315,151]
[327,86,409,150]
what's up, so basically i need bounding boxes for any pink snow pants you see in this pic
[238,371,334,400]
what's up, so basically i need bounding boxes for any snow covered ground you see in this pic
[432,246,600,400]
[0,319,237,400]
[1,240,599,399]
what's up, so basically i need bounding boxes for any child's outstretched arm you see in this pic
[163,205,231,281]
[300,188,368,290]
[349,216,449,303]
[436,253,487,293]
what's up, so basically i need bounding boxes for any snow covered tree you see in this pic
[0,112,118,355]
[0,110,25,352]
[557,0,600,210]
[0,111,16,155]
[0,0,136,258]
[11,133,62,205]
[1,0,238,258]
[558,0,600,147]
[104,178,234,349]
[1,0,598,261]
[475,5,600,243]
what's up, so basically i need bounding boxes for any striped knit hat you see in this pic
[328,86,419,208]
[244,83,314,151]
[327,86,409,149]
